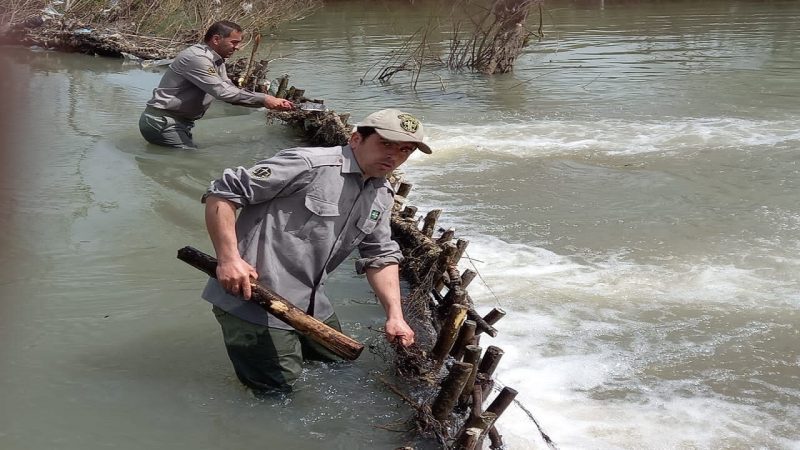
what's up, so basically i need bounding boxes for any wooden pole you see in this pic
[240,32,261,89]
[460,269,478,289]
[488,426,504,450]
[396,182,413,198]
[482,307,507,326]
[431,361,473,421]
[177,246,364,360]
[421,209,442,237]
[450,320,476,359]
[430,304,469,368]
[454,238,469,263]
[477,345,505,378]
[455,412,497,449]
[486,386,518,417]
[459,344,482,400]
[437,228,455,244]
[467,307,498,337]
[400,205,417,219]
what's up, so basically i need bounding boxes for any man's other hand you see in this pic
[265,95,294,110]
[385,317,415,347]
[216,257,259,300]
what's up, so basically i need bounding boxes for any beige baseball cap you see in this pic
[359,109,432,154]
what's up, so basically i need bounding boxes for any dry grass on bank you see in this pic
[2,0,320,53]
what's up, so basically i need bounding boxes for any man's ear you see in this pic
[349,131,362,149]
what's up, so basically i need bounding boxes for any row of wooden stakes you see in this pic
[391,181,517,450]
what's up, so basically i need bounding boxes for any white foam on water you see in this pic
[448,233,800,447]
[413,117,800,159]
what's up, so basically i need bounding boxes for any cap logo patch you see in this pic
[250,166,271,180]
[369,209,380,220]
[397,114,419,133]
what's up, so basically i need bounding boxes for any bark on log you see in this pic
[437,228,456,244]
[422,209,442,237]
[454,238,470,263]
[467,306,498,337]
[396,182,413,198]
[477,345,505,378]
[177,246,364,360]
[400,205,417,219]
[450,320,477,359]
[431,361,473,421]
[486,386,518,417]
[460,269,478,289]
[430,304,469,368]
[456,412,497,449]
[483,307,507,326]
[488,425,504,450]
[459,344,483,400]
[455,428,482,450]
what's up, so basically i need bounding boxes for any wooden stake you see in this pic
[177,246,364,360]
[437,228,455,244]
[421,209,442,237]
[460,269,478,289]
[449,320,476,359]
[400,205,417,219]
[430,304,468,368]
[488,426,504,450]
[459,344,482,399]
[486,386,518,417]
[482,307,507,326]
[396,182,413,198]
[477,345,504,378]
[431,361,473,421]
[468,307,498,337]
[454,238,469,263]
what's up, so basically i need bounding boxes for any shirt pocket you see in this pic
[351,196,390,247]
[295,194,340,241]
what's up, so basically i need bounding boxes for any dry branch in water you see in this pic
[1,0,321,59]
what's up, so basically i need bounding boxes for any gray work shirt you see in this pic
[146,43,266,121]
[201,145,403,329]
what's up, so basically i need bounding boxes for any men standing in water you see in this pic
[139,21,293,149]
[202,109,431,391]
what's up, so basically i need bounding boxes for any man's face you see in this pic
[350,132,416,178]
[209,30,243,59]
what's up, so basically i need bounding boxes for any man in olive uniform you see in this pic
[139,21,293,149]
[202,108,432,391]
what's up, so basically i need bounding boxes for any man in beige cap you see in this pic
[201,109,430,392]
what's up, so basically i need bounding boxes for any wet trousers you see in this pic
[212,306,343,392]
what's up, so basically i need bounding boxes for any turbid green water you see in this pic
[1,1,799,448]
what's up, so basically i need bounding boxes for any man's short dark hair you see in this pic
[204,21,243,42]
[356,126,378,138]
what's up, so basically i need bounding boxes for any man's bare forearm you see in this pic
[205,196,240,262]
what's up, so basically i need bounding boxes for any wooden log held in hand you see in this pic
[177,246,364,360]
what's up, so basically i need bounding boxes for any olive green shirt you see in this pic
[146,43,266,121]
[201,145,402,329]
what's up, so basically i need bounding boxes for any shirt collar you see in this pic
[341,145,362,175]
[201,43,224,65]
[341,145,394,192]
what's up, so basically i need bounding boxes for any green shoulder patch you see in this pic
[369,209,380,221]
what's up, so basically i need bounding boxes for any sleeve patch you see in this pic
[250,166,272,180]
[206,66,217,76]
